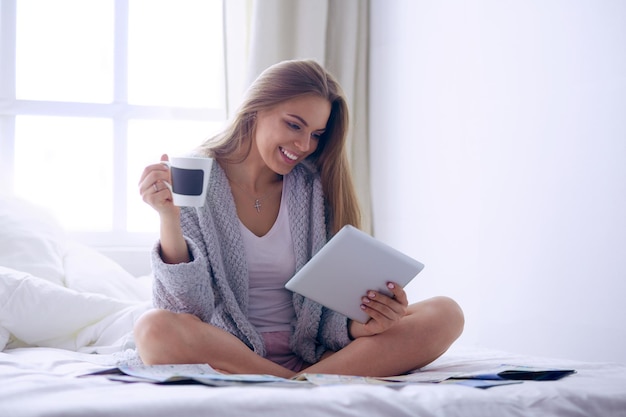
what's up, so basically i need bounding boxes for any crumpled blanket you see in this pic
[0,266,152,353]
[0,194,153,355]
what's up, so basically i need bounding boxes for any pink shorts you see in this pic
[261,331,309,373]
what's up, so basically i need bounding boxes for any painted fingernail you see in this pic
[360,304,367,310]
[387,282,395,289]
[362,297,370,303]
[368,291,376,298]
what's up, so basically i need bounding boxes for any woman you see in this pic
[136,59,464,378]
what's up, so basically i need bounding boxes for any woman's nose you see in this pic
[294,134,311,151]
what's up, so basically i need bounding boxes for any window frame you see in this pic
[0,0,228,248]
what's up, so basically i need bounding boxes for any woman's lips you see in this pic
[280,147,299,163]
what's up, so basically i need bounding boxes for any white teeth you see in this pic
[281,147,298,161]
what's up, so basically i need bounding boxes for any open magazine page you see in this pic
[81,363,576,389]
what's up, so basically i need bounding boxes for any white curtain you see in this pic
[224,0,372,233]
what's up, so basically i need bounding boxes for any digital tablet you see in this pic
[285,225,425,323]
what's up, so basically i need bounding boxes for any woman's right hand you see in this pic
[139,154,190,264]
[139,154,179,218]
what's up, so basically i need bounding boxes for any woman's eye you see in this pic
[311,132,323,140]
[287,122,301,131]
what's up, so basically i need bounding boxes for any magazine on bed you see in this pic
[82,363,576,389]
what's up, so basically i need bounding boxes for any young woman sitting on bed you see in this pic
[135,59,464,378]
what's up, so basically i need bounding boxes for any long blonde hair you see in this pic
[197,59,361,233]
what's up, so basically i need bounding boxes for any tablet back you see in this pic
[285,225,425,323]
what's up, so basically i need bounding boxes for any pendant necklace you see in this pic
[228,178,282,213]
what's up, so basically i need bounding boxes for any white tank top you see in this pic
[239,176,296,332]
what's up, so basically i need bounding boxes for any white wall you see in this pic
[369,0,626,363]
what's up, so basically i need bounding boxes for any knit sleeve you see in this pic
[150,207,216,323]
[318,308,351,351]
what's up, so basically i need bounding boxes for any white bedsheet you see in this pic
[1,345,625,417]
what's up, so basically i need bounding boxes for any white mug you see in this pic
[162,156,212,207]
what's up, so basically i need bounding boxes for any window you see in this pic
[0,0,226,246]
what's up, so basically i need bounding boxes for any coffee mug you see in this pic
[162,156,212,207]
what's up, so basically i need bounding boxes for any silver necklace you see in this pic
[228,178,282,213]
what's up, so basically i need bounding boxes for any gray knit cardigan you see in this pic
[150,159,351,363]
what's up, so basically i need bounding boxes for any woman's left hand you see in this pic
[349,282,409,338]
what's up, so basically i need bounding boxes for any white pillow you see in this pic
[0,195,67,286]
[0,194,152,301]
[63,241,152,302]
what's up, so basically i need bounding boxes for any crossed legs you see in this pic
[134,296,464,378]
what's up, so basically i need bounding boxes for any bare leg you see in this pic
[134,296,463,379]
[302,296,464,377]
[133,309,296,378]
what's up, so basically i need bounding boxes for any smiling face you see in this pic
[252,94,331,175]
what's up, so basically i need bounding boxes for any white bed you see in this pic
[2,195,626,417]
